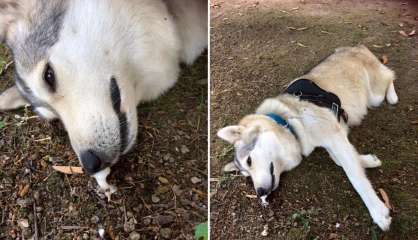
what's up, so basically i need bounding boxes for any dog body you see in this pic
[0,0,207,191]
[218,46,397,230]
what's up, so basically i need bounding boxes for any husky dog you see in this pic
[217,45,398,231]
[0,0,207,196]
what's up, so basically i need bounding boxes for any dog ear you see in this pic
[0,85,29,110]
[223,161,239,172]
[0,1,35,43]
[217,125,244,144]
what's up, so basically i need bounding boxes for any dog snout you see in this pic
[256,187,268,197]
[80,150,111,175]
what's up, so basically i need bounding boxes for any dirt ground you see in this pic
[210,0,418,239]
[0,46,207,239]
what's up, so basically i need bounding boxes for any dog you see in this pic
[0,0,207,197]
[217,45,398,231]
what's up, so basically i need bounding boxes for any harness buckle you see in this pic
[331,102,339,117]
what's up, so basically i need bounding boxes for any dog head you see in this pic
[0,1,138,174]
[217,115,301,200]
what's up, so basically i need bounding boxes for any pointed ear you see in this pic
[223,161,239,172]
[0,85,29,110]
[217,125,243,144]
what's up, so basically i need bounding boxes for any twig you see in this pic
[33,202,38,240]
[0,60,14,76]
[61,226,89,230]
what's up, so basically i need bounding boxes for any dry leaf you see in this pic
[52,165,84,174]
[408,29,416,36]
[382,55,389,64]
[399,30,409,37]
[378,188,392,210]
[19,184,30,197]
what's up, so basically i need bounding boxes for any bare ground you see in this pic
[210,1,418,239]
[0,47,207,239]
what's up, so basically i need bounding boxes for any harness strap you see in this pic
[284,79,348,122]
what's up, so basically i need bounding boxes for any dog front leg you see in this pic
[324,135,391,231]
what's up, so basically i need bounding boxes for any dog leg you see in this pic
[386,82,398,105]
[360,154,382,168]
[0,86,29,111]
[324,135,391,231]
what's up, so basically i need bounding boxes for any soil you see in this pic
[210,1,418,239]
[0,46,207,239]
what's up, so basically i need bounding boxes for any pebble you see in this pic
[157,215,175,226]
[160,228,172,239]
[129,231,141,240]
[152,194,160,203]
[124,219,136,233]
[158,176,169,184]
[17,219,29,228]
[180,145,190,154]
[191,177,202,184]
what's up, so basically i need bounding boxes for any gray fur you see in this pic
[9,0,67,71]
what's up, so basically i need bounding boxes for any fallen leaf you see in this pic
[19,184,30,197]
[408,29,416,36]
[399,30,409,37]
[378,188,392,210]
[52,165,83,174]
[382,55,389,64]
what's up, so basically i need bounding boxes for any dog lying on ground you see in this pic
[218,45,398,231]
[0,0,207,197]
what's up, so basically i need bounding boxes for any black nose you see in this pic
[256,187,268,197]
[80,150,106,174]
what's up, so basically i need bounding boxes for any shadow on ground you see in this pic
[210,1,418,239]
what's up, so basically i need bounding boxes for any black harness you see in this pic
[284,79,348,122]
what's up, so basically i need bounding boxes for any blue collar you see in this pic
[265,113,297,137]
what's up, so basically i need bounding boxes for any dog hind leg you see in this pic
[324,135,391,231]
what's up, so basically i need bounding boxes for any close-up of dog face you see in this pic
[217,116,302,201]
[0,1,140,175]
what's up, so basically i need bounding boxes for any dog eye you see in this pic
[247,156,252,167]
[43,63,56,92]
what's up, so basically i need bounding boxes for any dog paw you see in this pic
[386,83,399,105]
[361,154,382,168]
[371,204,391,231]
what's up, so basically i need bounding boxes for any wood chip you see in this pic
[52,166,84,174]
[296,42,308,47]
[245,194,257,199]
[408,29,416,36]
[378,188,392,210]
[19,184,30,197]
[382,55,389,64]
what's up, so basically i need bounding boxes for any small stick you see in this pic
[33,202,38,240]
